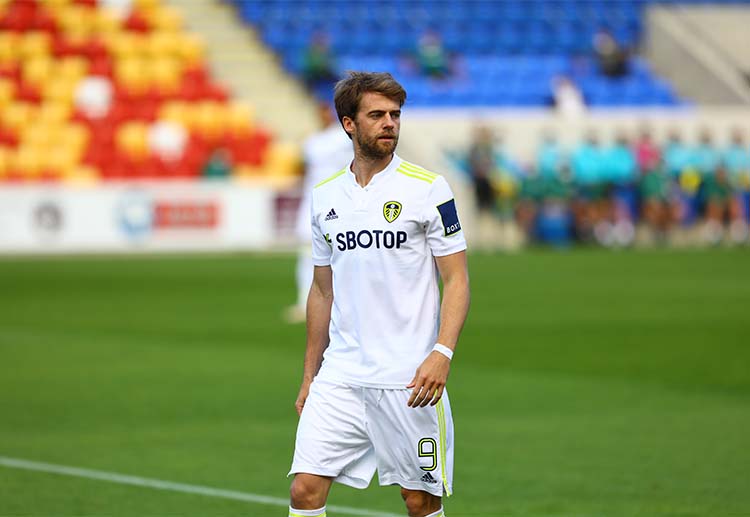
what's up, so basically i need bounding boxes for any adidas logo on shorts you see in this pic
[325,208,338,221]
[420,472,438,484]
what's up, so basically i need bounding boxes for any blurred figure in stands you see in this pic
[701,163,738,245]
[415,30,451,79]
[536,130,566,180]
[723,128,750,242]
[633,125,661,173]
[593,28,629,78]
[551,76,586,119]
[638,159,674,244]
[571,131,605,242]
[301,32,339,96]
[467,125,499,247]
[603,130,637,246]
[693,128,720,178]
[285,102,353,323]
[202,148,232,178]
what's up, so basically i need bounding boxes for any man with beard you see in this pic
[287,72,470,517]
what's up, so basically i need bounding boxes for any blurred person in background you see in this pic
[663,129,701,237]
[638,158,674,244]
[723,128,750,189]
[663,129,693,179]
[536,130,566,180]
[633,125,661,173]
[285,102,353,323]
[593,27,629,78]
[202,148,232,178]
[551,75,586,119]
[516,166,545,239]
[301,32,339,95]
[570,132,606,242]
[693,128,720,178]
[467,125,498,224]
[415,29,452,79]
[700,163,741,245]
[602,130,638,246]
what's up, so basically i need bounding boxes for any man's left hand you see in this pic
[406,351,451,408]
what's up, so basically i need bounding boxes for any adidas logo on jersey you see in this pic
[420,472,438,484]
[324,208,338,221]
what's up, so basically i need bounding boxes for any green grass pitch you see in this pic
[1,249,749,516]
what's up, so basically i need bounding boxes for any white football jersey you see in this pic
[311,154,466,388]
[295,124,354,241]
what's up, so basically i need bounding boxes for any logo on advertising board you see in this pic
[153,202,219,229]
[117,190,220,241]
[33,201,64,239]
[117,191,154,240]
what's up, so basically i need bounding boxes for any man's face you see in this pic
[344,92,401,160]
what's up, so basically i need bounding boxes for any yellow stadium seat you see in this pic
[2,102,36,137]
[19,32,52,60]
[94,8,121,33]
[264,142,302,178]
[0,146,10,179]
[115,57,149,95]
[44,145,79,178]
[134,0,161,11]
[22,56,54,89]
[0,79,15,111]
[116,122,149,160]
[57,5,96,37]
[61,122,90,159]
[193,101,226,140]
[107,32,145,60]
[151,57,182,94]
[20,123,55,150]
[177,34,205,67]
[64,163,100,185]
[158,101,191,128]
[13,145,44,178]
[0,32,20,66]
[41,78,77,105]
[228,102,255,135]
[37,102,73,125]
[147,6,184,32]
[58,56,89,82]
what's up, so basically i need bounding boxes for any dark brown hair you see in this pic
[333,71,407,129]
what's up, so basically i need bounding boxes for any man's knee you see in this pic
[289,474,331,509]
[400,488,441,516]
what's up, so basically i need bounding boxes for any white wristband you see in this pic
[433,343,453,361]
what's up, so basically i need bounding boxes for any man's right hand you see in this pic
[295,380,312,416]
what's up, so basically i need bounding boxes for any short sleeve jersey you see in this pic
[311,154,466,388]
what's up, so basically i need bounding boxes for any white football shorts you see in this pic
[288,378,454,497]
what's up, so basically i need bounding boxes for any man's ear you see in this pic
[342,116,355,138]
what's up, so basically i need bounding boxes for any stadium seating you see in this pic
[228,0,748,108]
[0,0,280,183]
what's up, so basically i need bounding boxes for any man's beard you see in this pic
[354,128,398,161]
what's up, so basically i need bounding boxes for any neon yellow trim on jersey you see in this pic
[315,168,347,188]
[400,161,438,178]
[289,512,326,517]
[436,399,452,497]
[397,165,436,184]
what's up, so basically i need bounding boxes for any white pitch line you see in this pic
[0,456,401,517]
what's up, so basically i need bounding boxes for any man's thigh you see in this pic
[289,379,376,488]
[366,389,454,497]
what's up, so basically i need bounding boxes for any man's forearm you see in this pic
[302,285,333,382]
[436,274,470,352]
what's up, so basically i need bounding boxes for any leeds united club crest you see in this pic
[383,201,402,223]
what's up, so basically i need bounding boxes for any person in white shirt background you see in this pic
[287,72,470,517]
[285,102,354,324]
